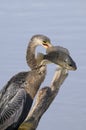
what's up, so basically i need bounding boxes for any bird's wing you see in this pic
[0,88,32,130]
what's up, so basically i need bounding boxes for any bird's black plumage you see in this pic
[0,72,33,130]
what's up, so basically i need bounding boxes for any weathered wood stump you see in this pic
[18,68,68,130]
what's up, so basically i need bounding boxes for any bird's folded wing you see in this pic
[0,89,27,130]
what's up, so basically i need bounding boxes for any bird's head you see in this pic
[30,34,53,49]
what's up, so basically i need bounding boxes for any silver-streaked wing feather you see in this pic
[0,88,31,130]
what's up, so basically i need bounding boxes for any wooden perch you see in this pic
[18,67,68,130]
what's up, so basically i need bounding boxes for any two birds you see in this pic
[0,34,77,130]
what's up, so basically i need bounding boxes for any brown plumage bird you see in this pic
[0,34,52,130]
[37,46,77,70]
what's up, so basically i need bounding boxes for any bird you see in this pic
[0,34,52,130]
[26,34,52,69]
[37,46,77,70]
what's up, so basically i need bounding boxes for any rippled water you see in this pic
[0,0,86,130]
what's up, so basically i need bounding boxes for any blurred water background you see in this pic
[0,0,86,130]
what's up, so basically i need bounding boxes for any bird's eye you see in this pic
[42,40,49,48]
[43,41,47,43]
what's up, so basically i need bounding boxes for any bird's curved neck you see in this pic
[26,41,38,69]
[25,65,47,99]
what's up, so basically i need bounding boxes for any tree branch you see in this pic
[18,67,68,130]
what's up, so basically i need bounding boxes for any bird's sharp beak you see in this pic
[43,42,53,49]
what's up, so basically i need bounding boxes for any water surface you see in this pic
[0,0,86,130]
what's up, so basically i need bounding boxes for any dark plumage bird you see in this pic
[0,34,52,130]
[37,46,77,70]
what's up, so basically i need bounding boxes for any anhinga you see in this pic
[0,34,52,130]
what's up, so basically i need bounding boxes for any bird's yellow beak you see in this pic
[42,42,53,49]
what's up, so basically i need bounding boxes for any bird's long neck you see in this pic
[26,41,38,69]
[25,65,47,99]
